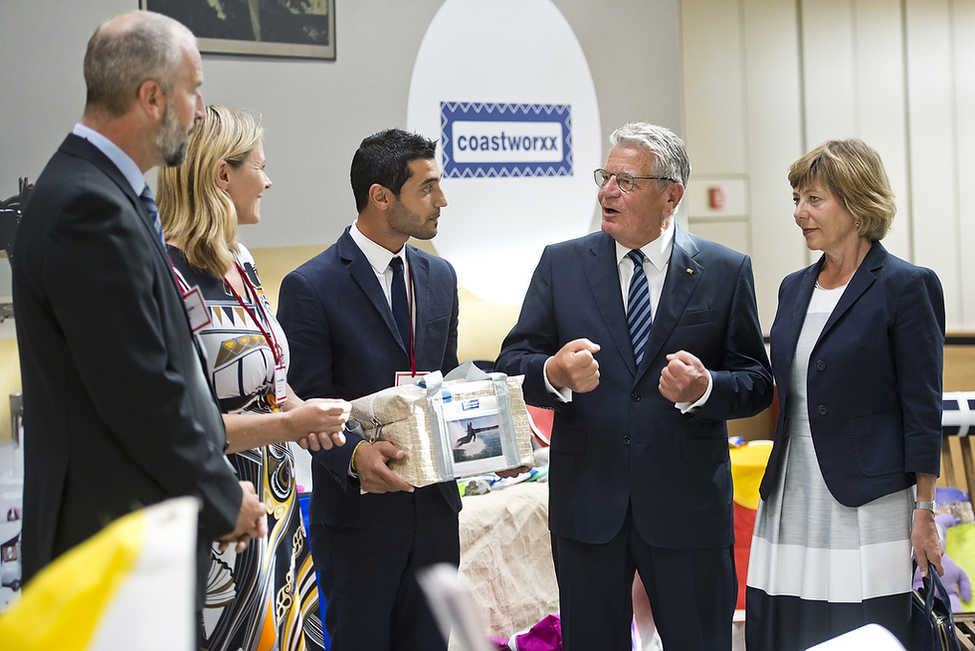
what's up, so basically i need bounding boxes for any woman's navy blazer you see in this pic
[759,241,945,507]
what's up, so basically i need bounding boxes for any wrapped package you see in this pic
[351,363,535,487]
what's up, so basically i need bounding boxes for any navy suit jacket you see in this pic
[277,227,462,527]
[496,227,772,549]
[760,241,945,507]
[12,134,242,583]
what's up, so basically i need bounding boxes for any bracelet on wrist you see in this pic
[350,440,366,473]
[914,500,936,513]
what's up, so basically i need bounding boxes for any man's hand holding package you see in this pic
[354,440,415,494]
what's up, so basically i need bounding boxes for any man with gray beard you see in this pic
[12,10,266,610]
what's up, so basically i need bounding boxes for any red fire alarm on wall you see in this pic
[708,185,727,210]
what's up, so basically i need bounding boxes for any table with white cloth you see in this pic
[456,481,559,642]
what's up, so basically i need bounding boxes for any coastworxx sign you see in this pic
[440,102,572,178]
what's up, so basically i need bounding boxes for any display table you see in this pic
[458,481,558,640]
[453,443,768,649]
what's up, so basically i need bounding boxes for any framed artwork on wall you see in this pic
[141,0,335,60]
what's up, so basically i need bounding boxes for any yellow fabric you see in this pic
[945,522,975,611]
[257,597,276,651]
[729,442,773,510]
[0,508,144,650]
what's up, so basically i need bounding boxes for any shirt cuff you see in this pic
[674,371,713,414]
[543,357,572,403]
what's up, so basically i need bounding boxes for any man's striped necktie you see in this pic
[627,249,652,365]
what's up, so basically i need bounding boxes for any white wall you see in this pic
[0,0,684,437]
[681,0,975,332]
[0,0,682,253]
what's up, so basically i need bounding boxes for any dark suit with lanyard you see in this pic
[278,224,461,651]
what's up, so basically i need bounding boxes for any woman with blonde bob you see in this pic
[745,139,945,650]
[158,105,349,651]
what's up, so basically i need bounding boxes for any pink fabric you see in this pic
[488,614,563,651]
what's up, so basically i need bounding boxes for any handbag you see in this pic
[913,562,963,651]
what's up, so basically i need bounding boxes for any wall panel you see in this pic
[801,0,858,147]
[681,0,975,331]
[905,0,961,325]
[741,0,807,330]
[680,0,748,175]
[688,220,751,258]
[953,0,975,327]
[854,0,912,259]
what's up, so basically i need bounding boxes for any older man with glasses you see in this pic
[496,122,773,651]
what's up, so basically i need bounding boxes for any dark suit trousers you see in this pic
[553,505,736,651]
[308,488,460,651]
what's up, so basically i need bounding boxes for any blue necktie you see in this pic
[389,256,411,347]
[627,250,652,365]
[140,186,166,247]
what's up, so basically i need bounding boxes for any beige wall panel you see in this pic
[0,339,20,442]
[800,0,858,147]
[905,0,962,326]
[854,0,911,260]
[953,0,975,328]
[249,245,328,313]
[680,0,748,175]
[686,219,751,257]
[742,0,807,333]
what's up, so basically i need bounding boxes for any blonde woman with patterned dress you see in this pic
[157,105,350,651]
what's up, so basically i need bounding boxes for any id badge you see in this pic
[395,371,428,387]
[274,363,288,405]
[181,287,211,332]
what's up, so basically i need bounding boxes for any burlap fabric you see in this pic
[351,374,535,487]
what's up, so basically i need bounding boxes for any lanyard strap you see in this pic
[400,257,417,377]
[226,260,283,367]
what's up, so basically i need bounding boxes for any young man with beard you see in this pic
[12,10,266,607]
[278,129,461,651]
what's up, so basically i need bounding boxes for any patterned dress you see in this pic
[169,244,324,651]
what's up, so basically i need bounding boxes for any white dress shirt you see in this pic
[72,123,147,196]
[349,220,413,327]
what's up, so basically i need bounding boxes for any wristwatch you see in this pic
[914,500,937,513]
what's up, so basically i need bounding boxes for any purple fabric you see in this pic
[514,614,563,651]
[486,614,564,651]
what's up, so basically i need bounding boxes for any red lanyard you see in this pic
[400,257,417,377]
[225,261,283,367]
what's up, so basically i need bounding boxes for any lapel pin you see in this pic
[686,268,694,275]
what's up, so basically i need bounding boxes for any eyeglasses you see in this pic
[593,168,677,193]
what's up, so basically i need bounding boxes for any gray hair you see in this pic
[610,122,691,187]
[84,11,195,117]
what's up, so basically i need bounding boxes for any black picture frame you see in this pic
[141,0,335,60]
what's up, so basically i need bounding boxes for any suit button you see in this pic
[817,405,828,416]
[631,393,641,402]
[816,360,827,371]
[624,436,631,446]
